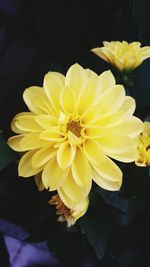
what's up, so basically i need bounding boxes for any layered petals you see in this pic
[135,121,150,167]
[71,147,92,187]
[8,63,143,223]
[92,169,122,191]
[65,64,88,100]
[57,141,76,169]
[92,155,122,183]
[92,41,150,71]
[62,170,91,203]
[19,150,42,177]
[43,72,64,112]
[42,157,69,190]
[32,144,57,168]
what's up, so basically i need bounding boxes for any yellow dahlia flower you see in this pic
[8,64,143,209]
[49,194,89,227]
[92,41,150,71]
[135,122,150,167]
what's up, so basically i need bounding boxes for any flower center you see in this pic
[67,120,82,137]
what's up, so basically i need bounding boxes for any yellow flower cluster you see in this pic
[135,122,150,167]
[92,41,150,71]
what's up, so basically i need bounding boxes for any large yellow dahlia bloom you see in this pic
[135,121,150,167]
[8,64,143,209]
[92,41,150,71]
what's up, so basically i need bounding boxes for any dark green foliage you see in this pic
[0,132,18,172]
[79,201,113,260]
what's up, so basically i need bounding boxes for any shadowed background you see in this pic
[0,1,150,266]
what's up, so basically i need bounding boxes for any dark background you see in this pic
[0,0,150,266]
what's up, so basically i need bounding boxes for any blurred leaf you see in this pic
[111,199,137,227]
[95,187,137,226]
[95,188,129,213]
[0,132,18,172]
[79,204,113,260]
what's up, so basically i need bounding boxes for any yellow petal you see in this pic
[19,150,42,177]
[100,47,116,64]
[60,86,75,113]
[85,68,98,79]
[141,46,150,59]
[110,116,143,138]
[58,111,69,124]
[97,133,132,154]
[35,94,54,115]
[95,111,129,127]
[96,70,115,98]
[92,155,122,182]
[15,115,42,132]
[72,197,89,221]
[119,96,135,116]
[82,89,127,125]
[91,47,109,62]
[71,147,92,187]
[83,139,106,165]
[11,112,33,134]
[58,187,78,209]
[23,86,44,114]
[11,121,23,134]
[83,125,106,138]
[8,135,25,152]
[43,72,64,111]
[67,131,83,146]
[65,63,88,101]
[81,104,102,125]
[32,144,57,168]
[108,148,137,163]
[35,115,56,129]
[57,141,76,169]
[40,129,65,142]
[97,85,125,114]
[42,157,69,190]
[20,133,48,150]
[77,77,97,115]
[92,169,122,191]
[62,170,91,202]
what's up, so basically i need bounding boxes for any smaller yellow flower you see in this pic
[92,41,150,71]
[49,194,89,227]
[135,122,150,167]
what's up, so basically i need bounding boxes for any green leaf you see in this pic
[79,203,113,260]
[0,132,18,172]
